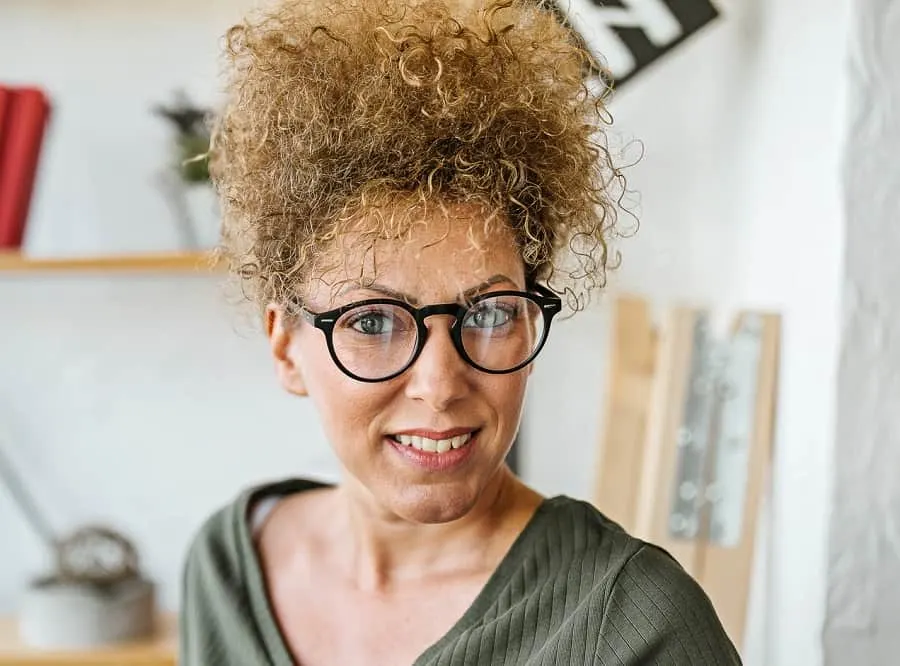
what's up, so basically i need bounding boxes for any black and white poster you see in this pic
[545,0,720,87]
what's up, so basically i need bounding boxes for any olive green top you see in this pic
[179,477,741,665]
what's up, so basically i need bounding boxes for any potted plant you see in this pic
[153,90,219,249]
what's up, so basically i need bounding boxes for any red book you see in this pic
[0,86,52,249]
[0,86,11,149]
[0,86,12,203]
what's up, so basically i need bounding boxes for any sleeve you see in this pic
[178,508,277,666]
[593,544,743,665]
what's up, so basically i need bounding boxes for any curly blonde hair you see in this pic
[210,0,627,316]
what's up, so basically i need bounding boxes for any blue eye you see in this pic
[346,311,395,335]
[463,302,514,329]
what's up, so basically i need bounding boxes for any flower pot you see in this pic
[18,575,157,649]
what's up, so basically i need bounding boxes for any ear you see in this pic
[265,304,308,397]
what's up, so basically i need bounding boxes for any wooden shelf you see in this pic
[0,613,176,665]
[0,251,221,274]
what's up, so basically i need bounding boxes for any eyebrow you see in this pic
[341,274,519,305]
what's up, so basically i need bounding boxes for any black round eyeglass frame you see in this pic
[299,283,563,383]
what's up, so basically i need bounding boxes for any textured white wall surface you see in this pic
[825,1,900,664]
[528,1,848,665]
[0,1,849,665]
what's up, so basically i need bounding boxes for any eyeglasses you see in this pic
[300,284,562,383]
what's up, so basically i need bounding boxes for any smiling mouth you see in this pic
[388,431,476,453]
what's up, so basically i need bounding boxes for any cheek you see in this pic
[297,337,394,444]
[481,372,530,429]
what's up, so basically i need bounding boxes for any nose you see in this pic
[403,316,471,411]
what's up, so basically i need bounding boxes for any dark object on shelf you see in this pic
[0,84,53,249]
[0,433,156,648]
[153,90,211,185]
[153,90,219,248]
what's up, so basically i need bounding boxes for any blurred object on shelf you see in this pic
[0,428,157,649]
[0,84,52,250]
[153,89,218,250]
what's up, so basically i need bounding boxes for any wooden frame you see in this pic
[594,296,780,651]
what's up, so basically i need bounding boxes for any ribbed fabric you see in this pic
[179,478,741,665]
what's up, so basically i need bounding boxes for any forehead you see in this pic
[310,201,526,301]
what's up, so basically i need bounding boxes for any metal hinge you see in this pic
[668,313,764,547]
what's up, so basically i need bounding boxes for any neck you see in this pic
[332,467,542,593]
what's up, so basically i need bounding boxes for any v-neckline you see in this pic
[237,478,557,666]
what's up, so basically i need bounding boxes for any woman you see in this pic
[179,0,741,664]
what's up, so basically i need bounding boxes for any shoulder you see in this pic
[534,495,647,570]
[178,477,328,665]
[535,497,740,664]
[608,542,717,611]
[183,476,330,571]
[596,539,742,663]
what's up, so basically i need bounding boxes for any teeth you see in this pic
[395,432,472,452]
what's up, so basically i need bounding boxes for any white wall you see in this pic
[825,0,900,663]
[525,1,847,666]
[0,0,250,256]
[0,1,848,665]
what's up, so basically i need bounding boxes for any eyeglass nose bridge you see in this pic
[414,302,467,327]
[405,302,470,365]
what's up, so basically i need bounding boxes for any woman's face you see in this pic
[267,203,533,524]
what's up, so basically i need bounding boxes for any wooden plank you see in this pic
[592,299,780,650]
[634,307,705,577]
[697,312,780,650]
[593,296,657,532]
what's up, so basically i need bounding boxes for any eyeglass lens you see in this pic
[330,295,545,380]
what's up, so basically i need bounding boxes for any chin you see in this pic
[388,483,481,524]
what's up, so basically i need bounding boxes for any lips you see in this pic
[392,432,472,452]
[386,428,479,471]
[388,428,479,454]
